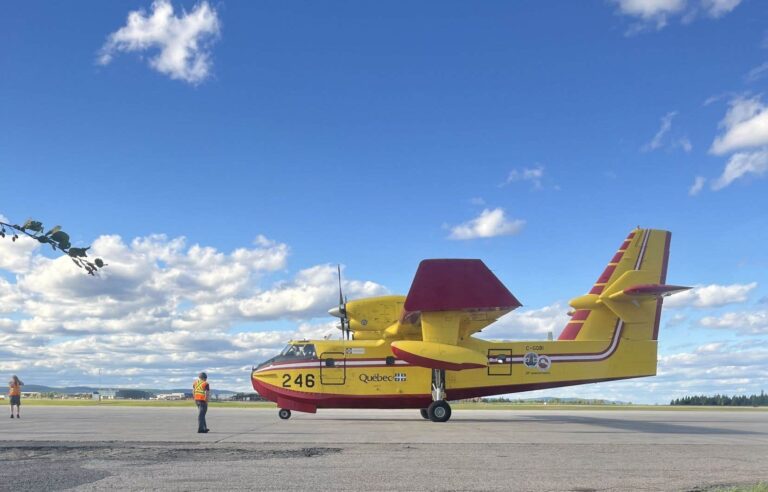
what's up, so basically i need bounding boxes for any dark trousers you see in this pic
[196,401,208,431]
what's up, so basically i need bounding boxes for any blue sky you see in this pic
[1,0,767,402]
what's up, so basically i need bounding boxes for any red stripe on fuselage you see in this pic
[570,310,590,321]
[558,323,583,340]
[597,265,616,284]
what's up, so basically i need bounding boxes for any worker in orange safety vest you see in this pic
[8,375,23,419]
[193,372,210,433]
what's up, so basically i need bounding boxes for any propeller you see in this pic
[328,264,350,340]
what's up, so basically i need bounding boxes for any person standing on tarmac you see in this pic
[193,372,210,433]
[9,375,23,419]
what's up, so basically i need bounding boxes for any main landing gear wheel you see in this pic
[419,408,429,420]
[427,401,451,423]
[278,408,291,420]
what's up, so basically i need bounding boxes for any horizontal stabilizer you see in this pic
[620,284,691,298]
[391,340,487,371]
[569,269,691,324]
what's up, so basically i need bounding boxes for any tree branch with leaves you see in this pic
[0,218,106,275]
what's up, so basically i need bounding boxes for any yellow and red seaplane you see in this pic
[251,228,688,422]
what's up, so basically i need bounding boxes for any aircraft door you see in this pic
[320,351,346,385]
[488,349,513,376]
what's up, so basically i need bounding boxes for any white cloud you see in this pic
[745,62,768,83]
[642,112,692,153]
[479,303,570,340]
[710,96,768,155]
[710,148,768,190]
[701,0,742,17]
[664,282,757,308]
[642,111,678,151]
[688,176,706,196]
[448,208,525,240]
[502,166,544,189]
[612,0,742,32]
[0,230,388,390]
[700,310,768,335]
[706,97,768,190]
[0,320,341,391]
[678,136,693,152]
[613,0,687,29]
[6,233,388,335]
[0,236,40,274]
[98,0,221,84]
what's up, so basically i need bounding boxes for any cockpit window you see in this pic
[279,343,316,359]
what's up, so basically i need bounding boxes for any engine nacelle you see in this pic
[345,295,405,332]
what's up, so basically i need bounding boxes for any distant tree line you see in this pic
[483,397,627,405]
[671,391,767,406]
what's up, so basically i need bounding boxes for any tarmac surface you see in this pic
[1,406,766,491]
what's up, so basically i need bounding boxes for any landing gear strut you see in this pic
[278,408,291,420]
[427,369,451,422]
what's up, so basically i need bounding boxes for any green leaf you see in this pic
[45,225,62,237]
[50,231,71,250]
[94,258,104,268]
[22,220,44,233]
[68,247,90,258]
[36,236,49,244]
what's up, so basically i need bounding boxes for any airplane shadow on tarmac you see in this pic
[482,414,764,435]
[314,415,764,435]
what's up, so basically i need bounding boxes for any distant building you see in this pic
[157,392,186,400]
[98,389,117,400]
[115,389,154,400]
[231,392,266,402]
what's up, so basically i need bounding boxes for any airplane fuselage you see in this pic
[251,324,656,413]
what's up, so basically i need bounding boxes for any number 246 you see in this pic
[282,373,315,388]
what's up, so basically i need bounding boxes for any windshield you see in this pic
[279,343,316,359]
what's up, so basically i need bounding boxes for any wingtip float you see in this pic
[252,228,690,422]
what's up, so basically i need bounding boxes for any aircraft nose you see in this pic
[328,306,342,318]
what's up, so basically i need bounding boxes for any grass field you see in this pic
[450,402,768,411]
[707,483,768,492]
[16,399,276,408]
[11,399,767,410]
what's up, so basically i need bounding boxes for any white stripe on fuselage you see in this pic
[255,359,410,373]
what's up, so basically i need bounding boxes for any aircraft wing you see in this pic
[390,259,521,369]
[404,259,522,336]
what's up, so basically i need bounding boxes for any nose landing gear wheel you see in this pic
[419,408,429,420]
[427,401,451,422]
[278,408,291,420]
